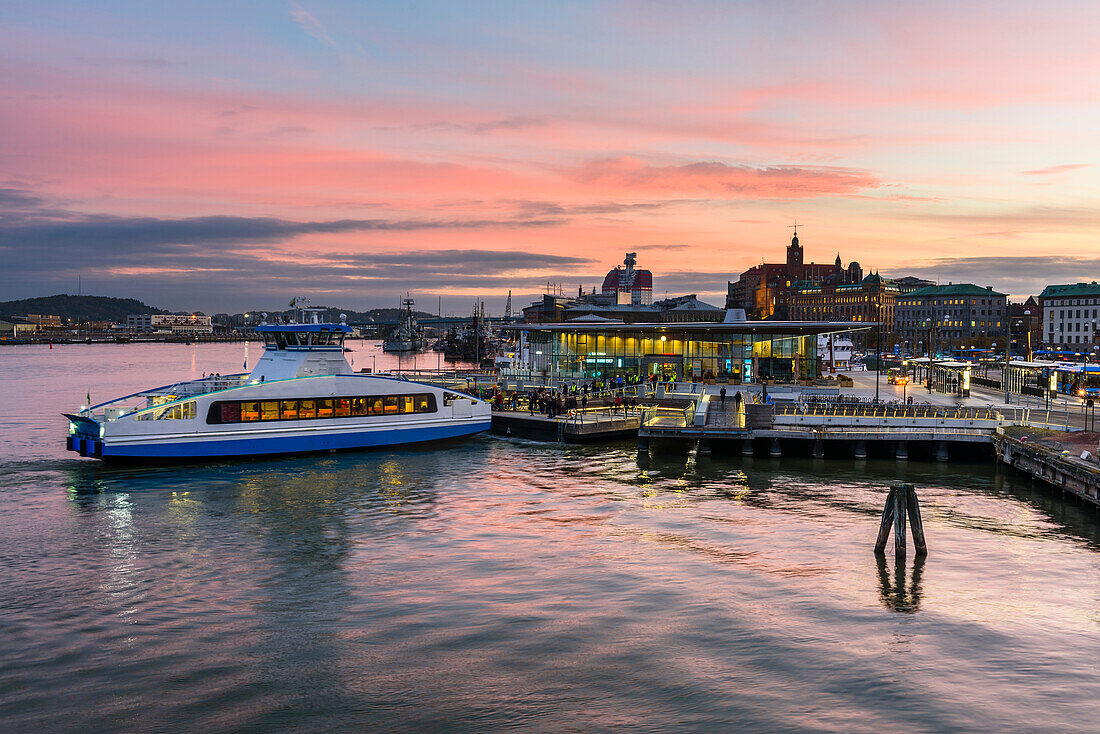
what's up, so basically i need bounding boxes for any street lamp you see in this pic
[1024,310,1032,362]
[1004,306,1012,404]
[875,303,882,404]
[923,317,935,393]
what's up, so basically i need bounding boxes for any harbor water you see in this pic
[3,344,1100,732]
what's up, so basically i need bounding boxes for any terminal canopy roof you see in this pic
[504,320,871,335]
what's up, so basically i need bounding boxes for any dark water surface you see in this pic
[3,344,1100,732]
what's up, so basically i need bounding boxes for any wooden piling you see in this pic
[905,483,928,555]
[874,483,928,557]
[874,486,897,553]
[893,485,908,557]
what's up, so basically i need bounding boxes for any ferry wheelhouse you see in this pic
[64,317,490,461]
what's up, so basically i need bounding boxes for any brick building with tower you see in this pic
[725,230,863,319]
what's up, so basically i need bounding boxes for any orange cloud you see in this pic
[569,157,880,199]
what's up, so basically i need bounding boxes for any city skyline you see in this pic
[2,1,1099,312]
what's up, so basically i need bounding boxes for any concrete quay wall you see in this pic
[995,435,1100,507]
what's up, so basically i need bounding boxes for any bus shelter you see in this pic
[1003,360,1060,397]
[905,358,972,397]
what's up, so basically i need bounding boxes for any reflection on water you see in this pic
[876,553,925,614]
[4,345,1100,730]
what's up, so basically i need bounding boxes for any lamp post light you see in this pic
[1024,310,1032,362]
[1004,308,1013,405]
[875,304,882,404]
[924,318,935,393]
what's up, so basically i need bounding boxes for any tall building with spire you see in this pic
[726,230,863,319]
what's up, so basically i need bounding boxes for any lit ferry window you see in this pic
[206,393,438,424]
[138,401,197,420]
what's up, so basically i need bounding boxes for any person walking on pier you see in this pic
[720,386,727,405]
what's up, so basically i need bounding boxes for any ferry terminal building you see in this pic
[510,319,870,383]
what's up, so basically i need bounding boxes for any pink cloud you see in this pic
[1019,164,1091,176]
[569,157,880,199]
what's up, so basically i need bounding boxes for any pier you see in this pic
[995,433,1100,507]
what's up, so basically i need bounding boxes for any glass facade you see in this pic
[523,327,825,383]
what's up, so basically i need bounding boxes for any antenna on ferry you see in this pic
[339,313,347,324]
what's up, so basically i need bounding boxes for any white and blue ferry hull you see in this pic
[69,418,490,460]
[66,371,491,462]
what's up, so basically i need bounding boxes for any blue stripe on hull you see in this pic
[98,421,490,460]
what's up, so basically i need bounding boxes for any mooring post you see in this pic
[874,486,897,553]
[935,441,949,462]
[741,439,754,456]
[875,483,927,556]
[854,440,867,459]
[905,483,928,555]
[769,437,782,457]
[893,484,908,557]
[812,438,825,458]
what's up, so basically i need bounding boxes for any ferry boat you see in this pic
[63,313,490,461]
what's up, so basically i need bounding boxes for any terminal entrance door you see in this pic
[643,355,682,381]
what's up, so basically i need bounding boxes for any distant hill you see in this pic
[248,306,439,325]
[0,295,169,323]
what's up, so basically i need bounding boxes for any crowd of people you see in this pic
[466,379,649,419]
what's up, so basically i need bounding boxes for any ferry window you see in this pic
[401,396,414,414]
[280,400,299,420]
[335,399,351,417]
[317,399,334,418]
[158,401,196,420]
[241,402,261,421]
[383,396,399,414]
[370,397,384,415]
[351,398,367,416]
[220,402,240,423]
[413,394,435,413]
[442,391,458,406]
[263,333,279,349]
[261,401,279,421]
[299,400,316,419]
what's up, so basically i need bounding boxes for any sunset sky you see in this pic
[2,1,1098,314]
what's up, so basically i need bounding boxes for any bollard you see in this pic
[874,484,928,557]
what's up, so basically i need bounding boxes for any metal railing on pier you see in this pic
[773,403,1016,422]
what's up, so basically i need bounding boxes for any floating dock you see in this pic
[491,410,641,442]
